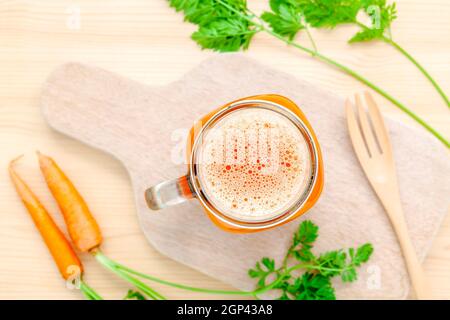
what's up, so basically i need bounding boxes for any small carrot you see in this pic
[9,157,82,280]
[37,152,102,252]
[9,156,102,300]
[37,152,166,299]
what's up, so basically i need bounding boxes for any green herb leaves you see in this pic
[297,0,362,28]
[283,273,335,300]
[261,0,397,43]
[261,0,304,40]
[171,0,396,45]
[123,289,147,300]
[315,243,373,282]
[169,0,258,52]
[169,0,243,25]
[168,0,449,148]
[248,257,277,288]
[349,0,397,43]
[193,18,257,52]
[290,219,318,261]
[249,220,374,300]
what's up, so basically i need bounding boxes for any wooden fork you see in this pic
[346,92,432,300]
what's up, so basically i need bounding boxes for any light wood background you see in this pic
[0,0,448,300]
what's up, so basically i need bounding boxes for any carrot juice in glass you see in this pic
[145,94,324,233]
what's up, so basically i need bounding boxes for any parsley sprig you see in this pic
[98,220,373,300]
[167,0,449,148]
[266,0,449,109]
[248,220,373,299]
[260,1,305,40]
[123,289,147,300]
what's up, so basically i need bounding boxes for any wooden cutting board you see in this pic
[40,54,450,299]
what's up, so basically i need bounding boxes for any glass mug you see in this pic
[145,94,324,233]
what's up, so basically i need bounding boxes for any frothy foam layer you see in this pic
[197,107,311,221]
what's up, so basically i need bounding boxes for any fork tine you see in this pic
[346,99,369,163]
[355,94,379,157]
[364,91,392,154]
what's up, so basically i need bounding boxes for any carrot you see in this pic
[37,152,102,252]
[9,157,83,280]
[36,152,165,299]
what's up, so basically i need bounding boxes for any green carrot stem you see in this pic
[354,21,449,108]
[79,280,103,300]
[116,269,166,300]
[95,251,252,296]
[92,252,358,297]
[215,0,449,148]
[118,262,284,297]
[94,251,166,300]
[274,32,448,147]
[107,254,349,297]
[382,36,450,108]
[91,251,313,298]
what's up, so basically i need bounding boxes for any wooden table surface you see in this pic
[0,0,449,300]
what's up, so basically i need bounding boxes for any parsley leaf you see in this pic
[316,249,347,277]
[248,257,277,288]
[298,0,361,28]
[248,220,374,300]
[342,243,374,282]
[349,27,384,42]
[352,243,374,266]
[290,219,318,262]
[294,219,319,246]
[284,273,336,300]
[192,18,257,52]
[294,0,397,43]
[169,0,259,52]
[123,289,147,300]
[169,0,248,25]
[317,243,373,282]
[261,0,304,40]
[349,0,397,42]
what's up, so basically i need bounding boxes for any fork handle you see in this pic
[383,199,432,299]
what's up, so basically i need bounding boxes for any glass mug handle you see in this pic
[145,175,194,210]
